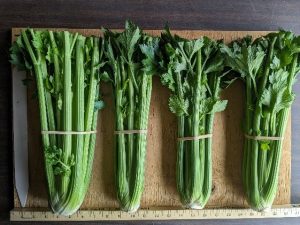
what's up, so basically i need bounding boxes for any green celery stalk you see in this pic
[103,21,159,212]
[222,31,300,211]
[20,30,58,208]
[160,29,231,209]
[61,31,73,197]
[10,29,104,216]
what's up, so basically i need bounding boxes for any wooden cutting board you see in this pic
[12,29,291,211]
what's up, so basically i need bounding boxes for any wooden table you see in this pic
[1,0,300,224]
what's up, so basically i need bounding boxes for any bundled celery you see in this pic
[10,29,105,215]
[159,29,232,209]
[102,22,160,212]
[221,31,300,211]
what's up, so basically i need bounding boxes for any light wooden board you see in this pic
[12,29,291,214]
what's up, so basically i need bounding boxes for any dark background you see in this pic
[1,0,300,224]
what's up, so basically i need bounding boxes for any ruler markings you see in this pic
[10,205,300,221]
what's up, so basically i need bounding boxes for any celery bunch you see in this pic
[102,22,160,212]
[159,29,232,209]
[10,29,105,215]
[221,31,300,211]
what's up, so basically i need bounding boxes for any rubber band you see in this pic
[41,130,97,135]
[244,134,284,141]
[177,134,213,141]
[114,130,148,135]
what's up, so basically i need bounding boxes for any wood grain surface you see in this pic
[2,1,300,224]
[12,29,291,210]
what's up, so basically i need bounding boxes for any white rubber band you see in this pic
[114,130,148,135]
[41,130,97,135]
[177,134,213,141]
[244,134,284,141]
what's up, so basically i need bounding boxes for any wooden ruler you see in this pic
[10,205,300,221]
